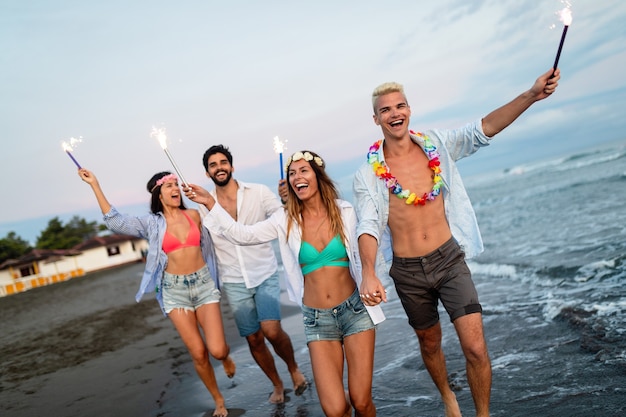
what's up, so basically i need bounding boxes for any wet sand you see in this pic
[0,262,321,417]
[5,260,620,416]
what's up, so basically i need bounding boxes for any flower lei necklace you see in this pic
[367,131,442,206]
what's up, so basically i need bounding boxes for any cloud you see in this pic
[1,0,626,237]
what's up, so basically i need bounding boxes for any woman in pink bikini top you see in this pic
[161,208,201,253]
[78,169,234,417]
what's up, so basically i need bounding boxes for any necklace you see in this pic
[367,131,442,206]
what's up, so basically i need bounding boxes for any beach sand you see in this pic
[17,258,617,417]
[4,258,619,417]
[0,262,327,417]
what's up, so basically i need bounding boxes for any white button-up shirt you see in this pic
[209,181,282,288]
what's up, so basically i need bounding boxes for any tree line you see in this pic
[0,216,106,264]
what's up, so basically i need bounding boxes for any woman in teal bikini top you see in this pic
[299,235,350,275]
[189,150,385,417]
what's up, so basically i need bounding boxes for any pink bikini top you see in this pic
[162,210,201,254]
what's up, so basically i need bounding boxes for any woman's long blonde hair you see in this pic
[284,151,346,244]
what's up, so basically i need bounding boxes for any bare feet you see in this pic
[443,394,462,417]
[222,355,236,378]
[212,402,228,417]
[268,385,285,404]
[291,368,308,396]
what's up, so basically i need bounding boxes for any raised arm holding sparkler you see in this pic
[76,166,235,417]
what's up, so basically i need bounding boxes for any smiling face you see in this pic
[206,152,234,187]
[288,159,318,202]
[373,91,411,140]
[158,179,181,207]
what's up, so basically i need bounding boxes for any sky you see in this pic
[1,0,626,245]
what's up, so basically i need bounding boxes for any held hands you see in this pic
[359,273,387,306]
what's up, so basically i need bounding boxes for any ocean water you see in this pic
[469,140,626,370]
[366,140,626,416]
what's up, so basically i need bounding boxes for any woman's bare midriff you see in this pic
[302,266,357,309]
[165,246,206,275]
[388,195,452,258]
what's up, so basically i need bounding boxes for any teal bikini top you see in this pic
[299,235,350,275]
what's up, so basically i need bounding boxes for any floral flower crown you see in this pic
[150,173,178,192]
[285,151,324,173]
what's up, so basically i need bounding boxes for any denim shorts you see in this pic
[301,288,375,344]
[161,265,221,314]
[221,273,282,337]
[389,237,482,330]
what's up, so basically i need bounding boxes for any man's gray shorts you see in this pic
[389,238,482,330]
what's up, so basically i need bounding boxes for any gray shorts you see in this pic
[389,238,482,330]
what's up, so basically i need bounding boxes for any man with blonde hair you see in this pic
[353,68,561,417]
[371,82,406,108]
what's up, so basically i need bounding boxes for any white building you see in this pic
[0,234,148,297]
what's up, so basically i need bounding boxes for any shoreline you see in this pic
[0,263,308,417]
[4,254,623,416]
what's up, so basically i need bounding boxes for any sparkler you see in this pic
[273,136,287,180]
[61,136,83,169]
[150,127,189,187]
[553,5,573,74]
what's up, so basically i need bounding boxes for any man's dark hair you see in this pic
[203,145,233,171]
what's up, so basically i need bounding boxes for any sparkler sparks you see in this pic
[553,3,573,72]
[150,126,189,187]
[61,136,83,169]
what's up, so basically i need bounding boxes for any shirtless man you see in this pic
[353,69,561,416]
